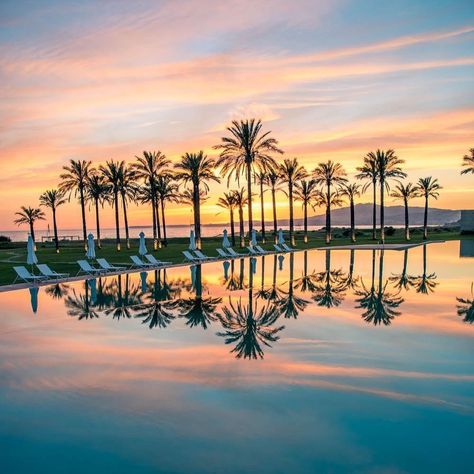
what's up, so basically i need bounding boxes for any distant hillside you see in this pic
[279,204,460,227]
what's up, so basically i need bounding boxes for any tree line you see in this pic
[14,120,473,252]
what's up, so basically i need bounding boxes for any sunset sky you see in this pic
[1,0,473,231]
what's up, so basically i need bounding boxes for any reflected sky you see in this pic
[1,241,474,473]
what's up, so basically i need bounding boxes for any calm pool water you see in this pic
[1,241,473,473]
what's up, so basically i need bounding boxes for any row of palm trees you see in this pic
[14,119,471,251]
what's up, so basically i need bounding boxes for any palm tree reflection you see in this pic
[64,279,98,320]
[171,264,222,329]
[217,257,284,359]
[294,250,319,293]
[45,282,70,300]
[415,244,438,295]
[389,249,416,292]
[355,250,403,326]
[257,254,284,303]
[456,283,474,324]
[279,252,309,319]
[103,274,142,320]
[312,250,346,308]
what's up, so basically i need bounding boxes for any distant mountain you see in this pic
[279,204,460,227]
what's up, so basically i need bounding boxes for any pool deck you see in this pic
[0,241,445,293]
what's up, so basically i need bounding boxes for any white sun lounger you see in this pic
[255,245,271,254]
[216,248,230,258]
[227,248,246,257]
[193,250,215,260]
[96,258,127,271]
[183,250,201,262]
[77,260,104,275]
[144,254,172,266]
[36,264,69,279]
[273,244,284,252]
[281,243,296,252]
[130,255,155,267]
[246,246,258,255]
[13,266,46,283]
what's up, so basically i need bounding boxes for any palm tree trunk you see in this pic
[161,198,167,246]
[350,198,355,243]
[30,222,35,243]
[246,162,253,238]
[194,183,201,249]
[260,180,265,243]
[94,197,101,249]
[372,180,377,240]
[155,196,162,246]
[404,197,410,241]
[379,250,384,293]
[151,192,157,250]
[289,182,295,246]
[423,196,428,240]
[52,207,59,253]
[230,208,236,246]
[121,193,130,249]
[272,186,278,244]
[349,249,355,280]
[380,178,385,243]
[114,192,121,250]
[238,205,245,248]
[370,249,376,291]
[326,182,331,244]
[79,186,87,249]
[402,249,408,277]
[303,201,308,243]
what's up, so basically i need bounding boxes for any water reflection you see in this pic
[37,245,470,357]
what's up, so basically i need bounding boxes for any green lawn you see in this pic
[0,227,470,288]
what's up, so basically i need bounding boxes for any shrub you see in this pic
[0,235,11,243]
[384,226,396,236]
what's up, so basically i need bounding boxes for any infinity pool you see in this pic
[1,241,473,473]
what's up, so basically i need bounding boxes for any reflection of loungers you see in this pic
[130,255,155,268]
[36,263,69,279]
[96,258,127,271]
[144,254,172,266]
[13,266,46,283]
[193,250,215,260]
[77,260,104,275]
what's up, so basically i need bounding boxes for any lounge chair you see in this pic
[77,260,104,275]
[13,266,45,283]
[273,244,284,252]
[227,248,246,257]
[183,250,201,262]
[193,250,215,260]
[36,263,69,279]
[144,254,172,266]
[246,246,258,255]
[255,245,271,254]
[281,243,296,252]
[216,248,230,258]
[130,255,155,268]
[96,258,127,271]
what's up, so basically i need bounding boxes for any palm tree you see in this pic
[390,182,417,241]
[265,167,283,243]
[355,155,378,240]
[456,283,474,324]
[461,148,474,175]
[39,189,66,252]
[14,206,45,242]
[217,192,237,246]
[215,119,283,238]
[118,162,137,250]
[133,151,170,249]
[316,189,344,245]
[280,158,308,246]
[340,183,361,243]
[294,179,320,243]
[100,160,122,250]
[370,149,406,243]
[59,159,92,247]
[415,177,442,240]
[254,169,267,243]
[156,174,179,246]
[232,188,248,248]
[175,151,220,249]
[85,174,110,248]
[313,161,347,244]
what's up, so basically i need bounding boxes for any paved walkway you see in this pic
[316,241,445,251]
